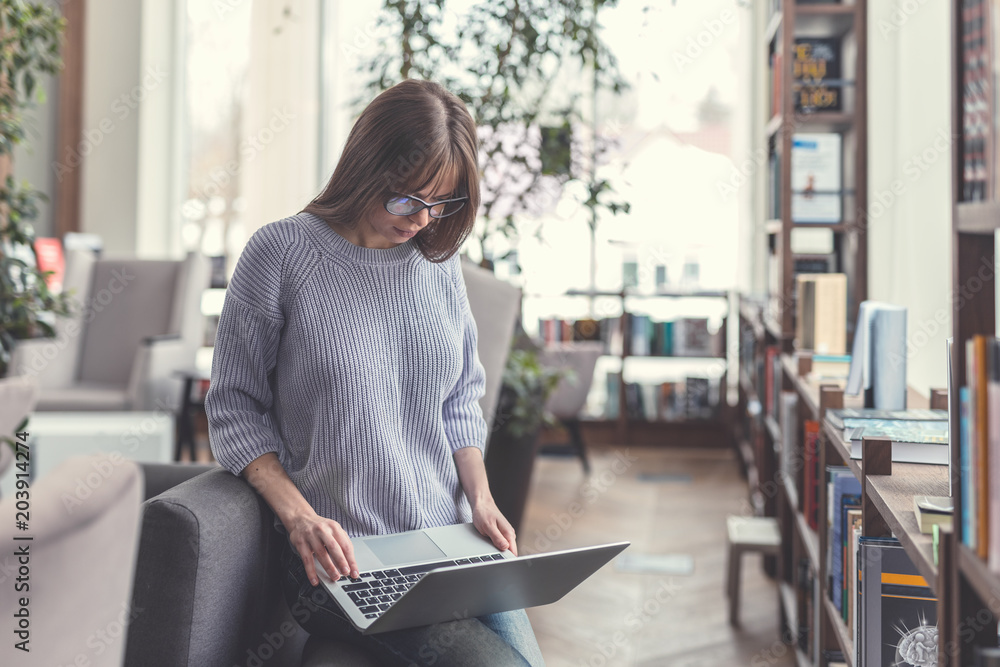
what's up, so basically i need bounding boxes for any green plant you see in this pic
[493,348,571,440]
[0,1,70,377]
[357,0,630,268]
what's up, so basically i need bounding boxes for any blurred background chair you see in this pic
[9,249,210,413]
[0,454,144,667]
[460,258,522,432]
[537,342,604,474]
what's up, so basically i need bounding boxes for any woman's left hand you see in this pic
[472,499,518,556]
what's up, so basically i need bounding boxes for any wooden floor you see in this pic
[520,444,795,667]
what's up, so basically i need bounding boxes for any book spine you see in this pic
[961,386,975,549]
[989,339,1000,573]
[975,335,990,559]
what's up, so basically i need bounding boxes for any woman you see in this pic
[205,79,544,666]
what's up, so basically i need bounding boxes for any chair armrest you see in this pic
[126,336,194,411]
[143,333,181,344]
[125,468,305,667]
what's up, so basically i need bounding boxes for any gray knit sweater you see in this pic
[205,212,488,536]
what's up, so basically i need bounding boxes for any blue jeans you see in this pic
[281,542,546,666]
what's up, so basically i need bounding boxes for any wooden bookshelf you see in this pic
[763,356,950,666]
[760,0,868,349]
[533,289,733,446]
[947,2,1000,662]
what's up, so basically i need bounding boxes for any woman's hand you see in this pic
[453,446,518,555]
[241,452,359,586]
[286,510,360,586]
[471,497,519,556]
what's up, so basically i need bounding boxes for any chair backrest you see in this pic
[77,255,209,387]
[540,342,604,418]
[460,259,521,433]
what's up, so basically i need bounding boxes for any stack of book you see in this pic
[827,408,949,465]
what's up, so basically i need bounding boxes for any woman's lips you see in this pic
[394,227,417,238]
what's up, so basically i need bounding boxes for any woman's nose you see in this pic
[409,209,431,227]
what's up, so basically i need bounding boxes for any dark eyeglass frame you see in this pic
[384,194,469,219]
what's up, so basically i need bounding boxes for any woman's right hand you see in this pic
[240,453,360,587]
[286,510,360,586]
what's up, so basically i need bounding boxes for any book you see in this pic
[845,301,908,410]
[843,418,949,444]
[827,408,947,431]
[961,386,975,549]
[793,37,842,112]
[969,336,990,559]
[779,392,798,486]
[913,495,953,534]
[791,133,843,224]
[845,508,862,638]
[795,273,847,354]
[858,538,938,667]
[847,423,949,465]
[803,420,821,531]
[828,467,861,614]
[840,494,861,620]
[989,337,1000,573]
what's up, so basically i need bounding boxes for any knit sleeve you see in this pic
[205,224,289,475]
[441,257,489,454]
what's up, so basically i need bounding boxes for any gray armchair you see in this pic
[9,249,210,412]
[124,260,522,666]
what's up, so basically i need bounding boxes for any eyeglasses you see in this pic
[384,194,468,219]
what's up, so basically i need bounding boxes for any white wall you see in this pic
[79,0,144,257]
[867,1,953,397]
[238,0,321,240]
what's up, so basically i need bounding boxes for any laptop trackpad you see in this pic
[365,532,447,566]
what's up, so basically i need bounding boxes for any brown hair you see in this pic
[303,80,480,262]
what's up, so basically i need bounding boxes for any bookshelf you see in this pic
[532,288,734,447]
[761,0,868,349]
[748,350,950,667]
[946,2,1000,664]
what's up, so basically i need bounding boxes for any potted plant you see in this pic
[0,2,70,378]
[485,341,570,533]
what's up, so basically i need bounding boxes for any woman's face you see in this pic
[349,172,458,249]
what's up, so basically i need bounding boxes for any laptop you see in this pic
[313,522,629,634]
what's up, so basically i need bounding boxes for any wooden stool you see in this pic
[725,515,781,626]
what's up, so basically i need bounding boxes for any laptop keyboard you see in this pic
[339,553,506,619]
